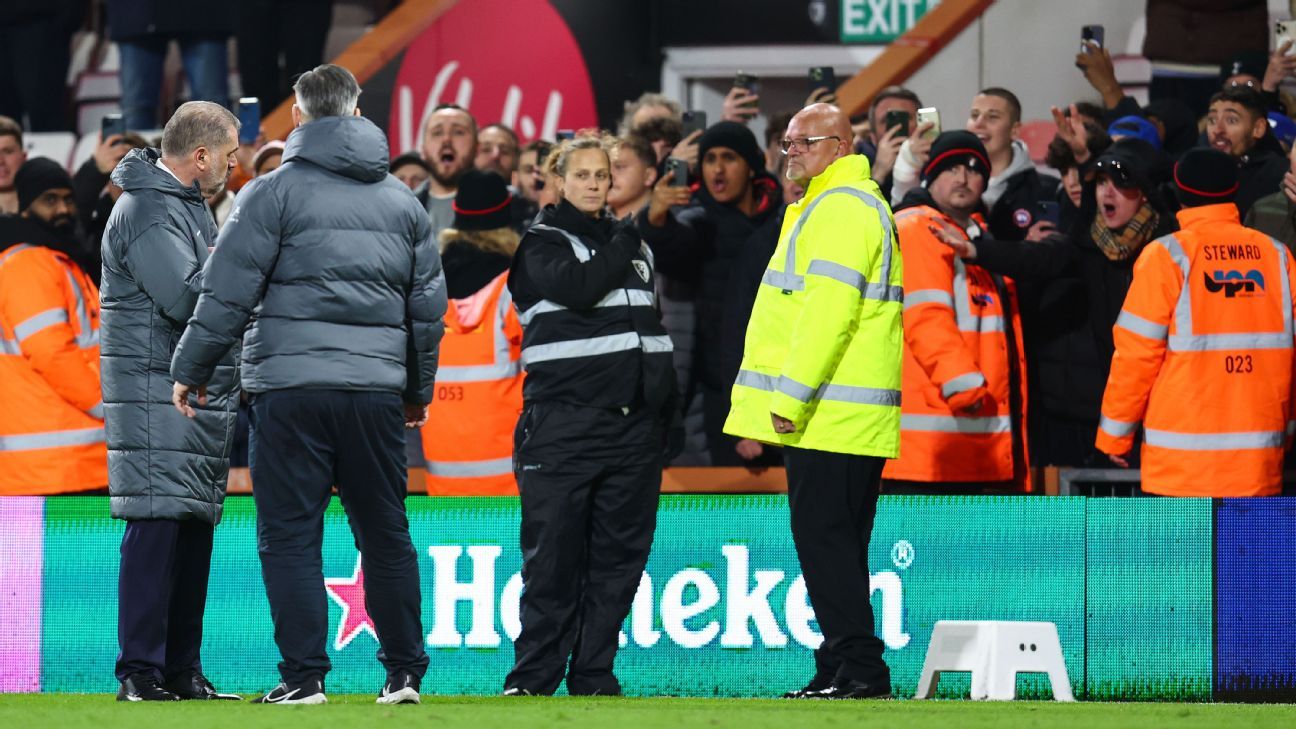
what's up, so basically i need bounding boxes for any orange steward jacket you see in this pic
[0,242,107,493]
[1096,203,1296,496]
[882,205,1030,487]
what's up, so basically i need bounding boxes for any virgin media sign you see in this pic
[388,0,599,154]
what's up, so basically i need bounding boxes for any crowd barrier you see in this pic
[0,495,1291,700]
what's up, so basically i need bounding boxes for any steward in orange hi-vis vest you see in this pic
[882,131,1030,489]
[0,234,106,494]
[1097,149,1296,496]
[421,170,525,495]
[421,270,523,494]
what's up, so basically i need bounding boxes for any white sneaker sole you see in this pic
[376,687,420,705]
[265,693,328,705]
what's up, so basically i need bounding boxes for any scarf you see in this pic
[1090,202,1159,261]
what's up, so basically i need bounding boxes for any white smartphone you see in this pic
[917,107,941,141]
[1277,20,1296,55]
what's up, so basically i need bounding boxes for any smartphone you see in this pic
[808,66,836,95]
[556,129,575,141]
[682,111,707,137]
[101,113,126,140]
[237,97,260,145]
[1036,201,1061,227]
[883,110,910,135]
[666,158,689,187]
[1277,20,1296,55]
[734,72,761,99]
[1080,25,1104,54]
[917,107,941,141]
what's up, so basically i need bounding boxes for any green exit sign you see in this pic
[841,0,938,43]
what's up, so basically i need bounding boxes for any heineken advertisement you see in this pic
[7,494,1280,699]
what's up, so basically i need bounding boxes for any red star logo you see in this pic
[324,555,377,650]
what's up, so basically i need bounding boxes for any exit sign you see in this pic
[841,0,939,43]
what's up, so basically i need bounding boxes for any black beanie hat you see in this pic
[1173,148,1239,208]
[15,157,74,213]
[922,131,990,186]
[697,121,765,175]
[1093,138,1164,199]
[1220,50,1268,84]
[452,170,513,231]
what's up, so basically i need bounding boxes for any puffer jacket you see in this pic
[171,115,446,406]
[100,148,240,524]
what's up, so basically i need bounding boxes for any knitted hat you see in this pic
[1093,138,1163,198]
[452,169,513,230]
[697,121,765,175]
[1107,115,1162,150]
[921,130,990,186]
[1220,50,1268,84]
[1173,148,1239,208]
[15,157,73,213]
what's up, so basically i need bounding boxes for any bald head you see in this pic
[783,103,852,184]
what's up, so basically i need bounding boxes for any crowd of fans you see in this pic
[4,1,1296,496]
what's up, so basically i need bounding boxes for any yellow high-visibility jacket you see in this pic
[724,154,903,457]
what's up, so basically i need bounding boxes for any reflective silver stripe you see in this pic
[819,383,901,407]
[0,246,36,354]
[517,288,656,326]
[735,369,899,407]
[0,337,19,355]
[764,186,899,301]
[86,402,105,419]
[1144,428,1285,451]
[941,371,986,398]
[900,414,1012,434]
[63,268,95,349]
[427,457,514,478]
[977,315,1005,333]
[949,258,1008,334]
[1168,332,1294,351]
[522,332,641,365]
[641,334,674,353]
[13,308,69,341]
[904,288,956,310]
[0,427,106,451]
[1099,415,1137,438]
[1116,310,1168,341]
[805,259,903,303]
[762,268,804,292]
[776,375,817,403]
[435,361,522,382]
[531,224,591,262]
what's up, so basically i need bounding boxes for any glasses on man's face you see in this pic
[779,135,842,154]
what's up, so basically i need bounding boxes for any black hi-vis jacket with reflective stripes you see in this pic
[508,201,677,415]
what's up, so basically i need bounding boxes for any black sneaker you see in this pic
[164,670,242,700]
[782,673,834,699]
[253,677,327,705]
[805,678,893,700]
[377,672,420,705]
[501,687,534,696]
[117,673,181,702]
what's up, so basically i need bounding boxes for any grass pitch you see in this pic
[1,694,1293,729]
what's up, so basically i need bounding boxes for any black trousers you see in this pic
[248,389,428,685]
[235,0,333,110]
[784,446,890,685]
[116,519,215,682]
[506,401,663,695]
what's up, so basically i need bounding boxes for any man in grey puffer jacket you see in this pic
[100,101,242,701]
[170,65,446,706]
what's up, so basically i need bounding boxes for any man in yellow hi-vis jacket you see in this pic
[724,103,903,700]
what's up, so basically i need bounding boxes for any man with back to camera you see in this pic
[169,64,447,706]
[724,103,903,699]
[99,101,243,702]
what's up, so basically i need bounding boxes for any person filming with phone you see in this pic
[639,121,783,466]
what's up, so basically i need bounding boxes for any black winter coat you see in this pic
[100,148,240,524]
[987,167,1061,242]
[171,116,446,406]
